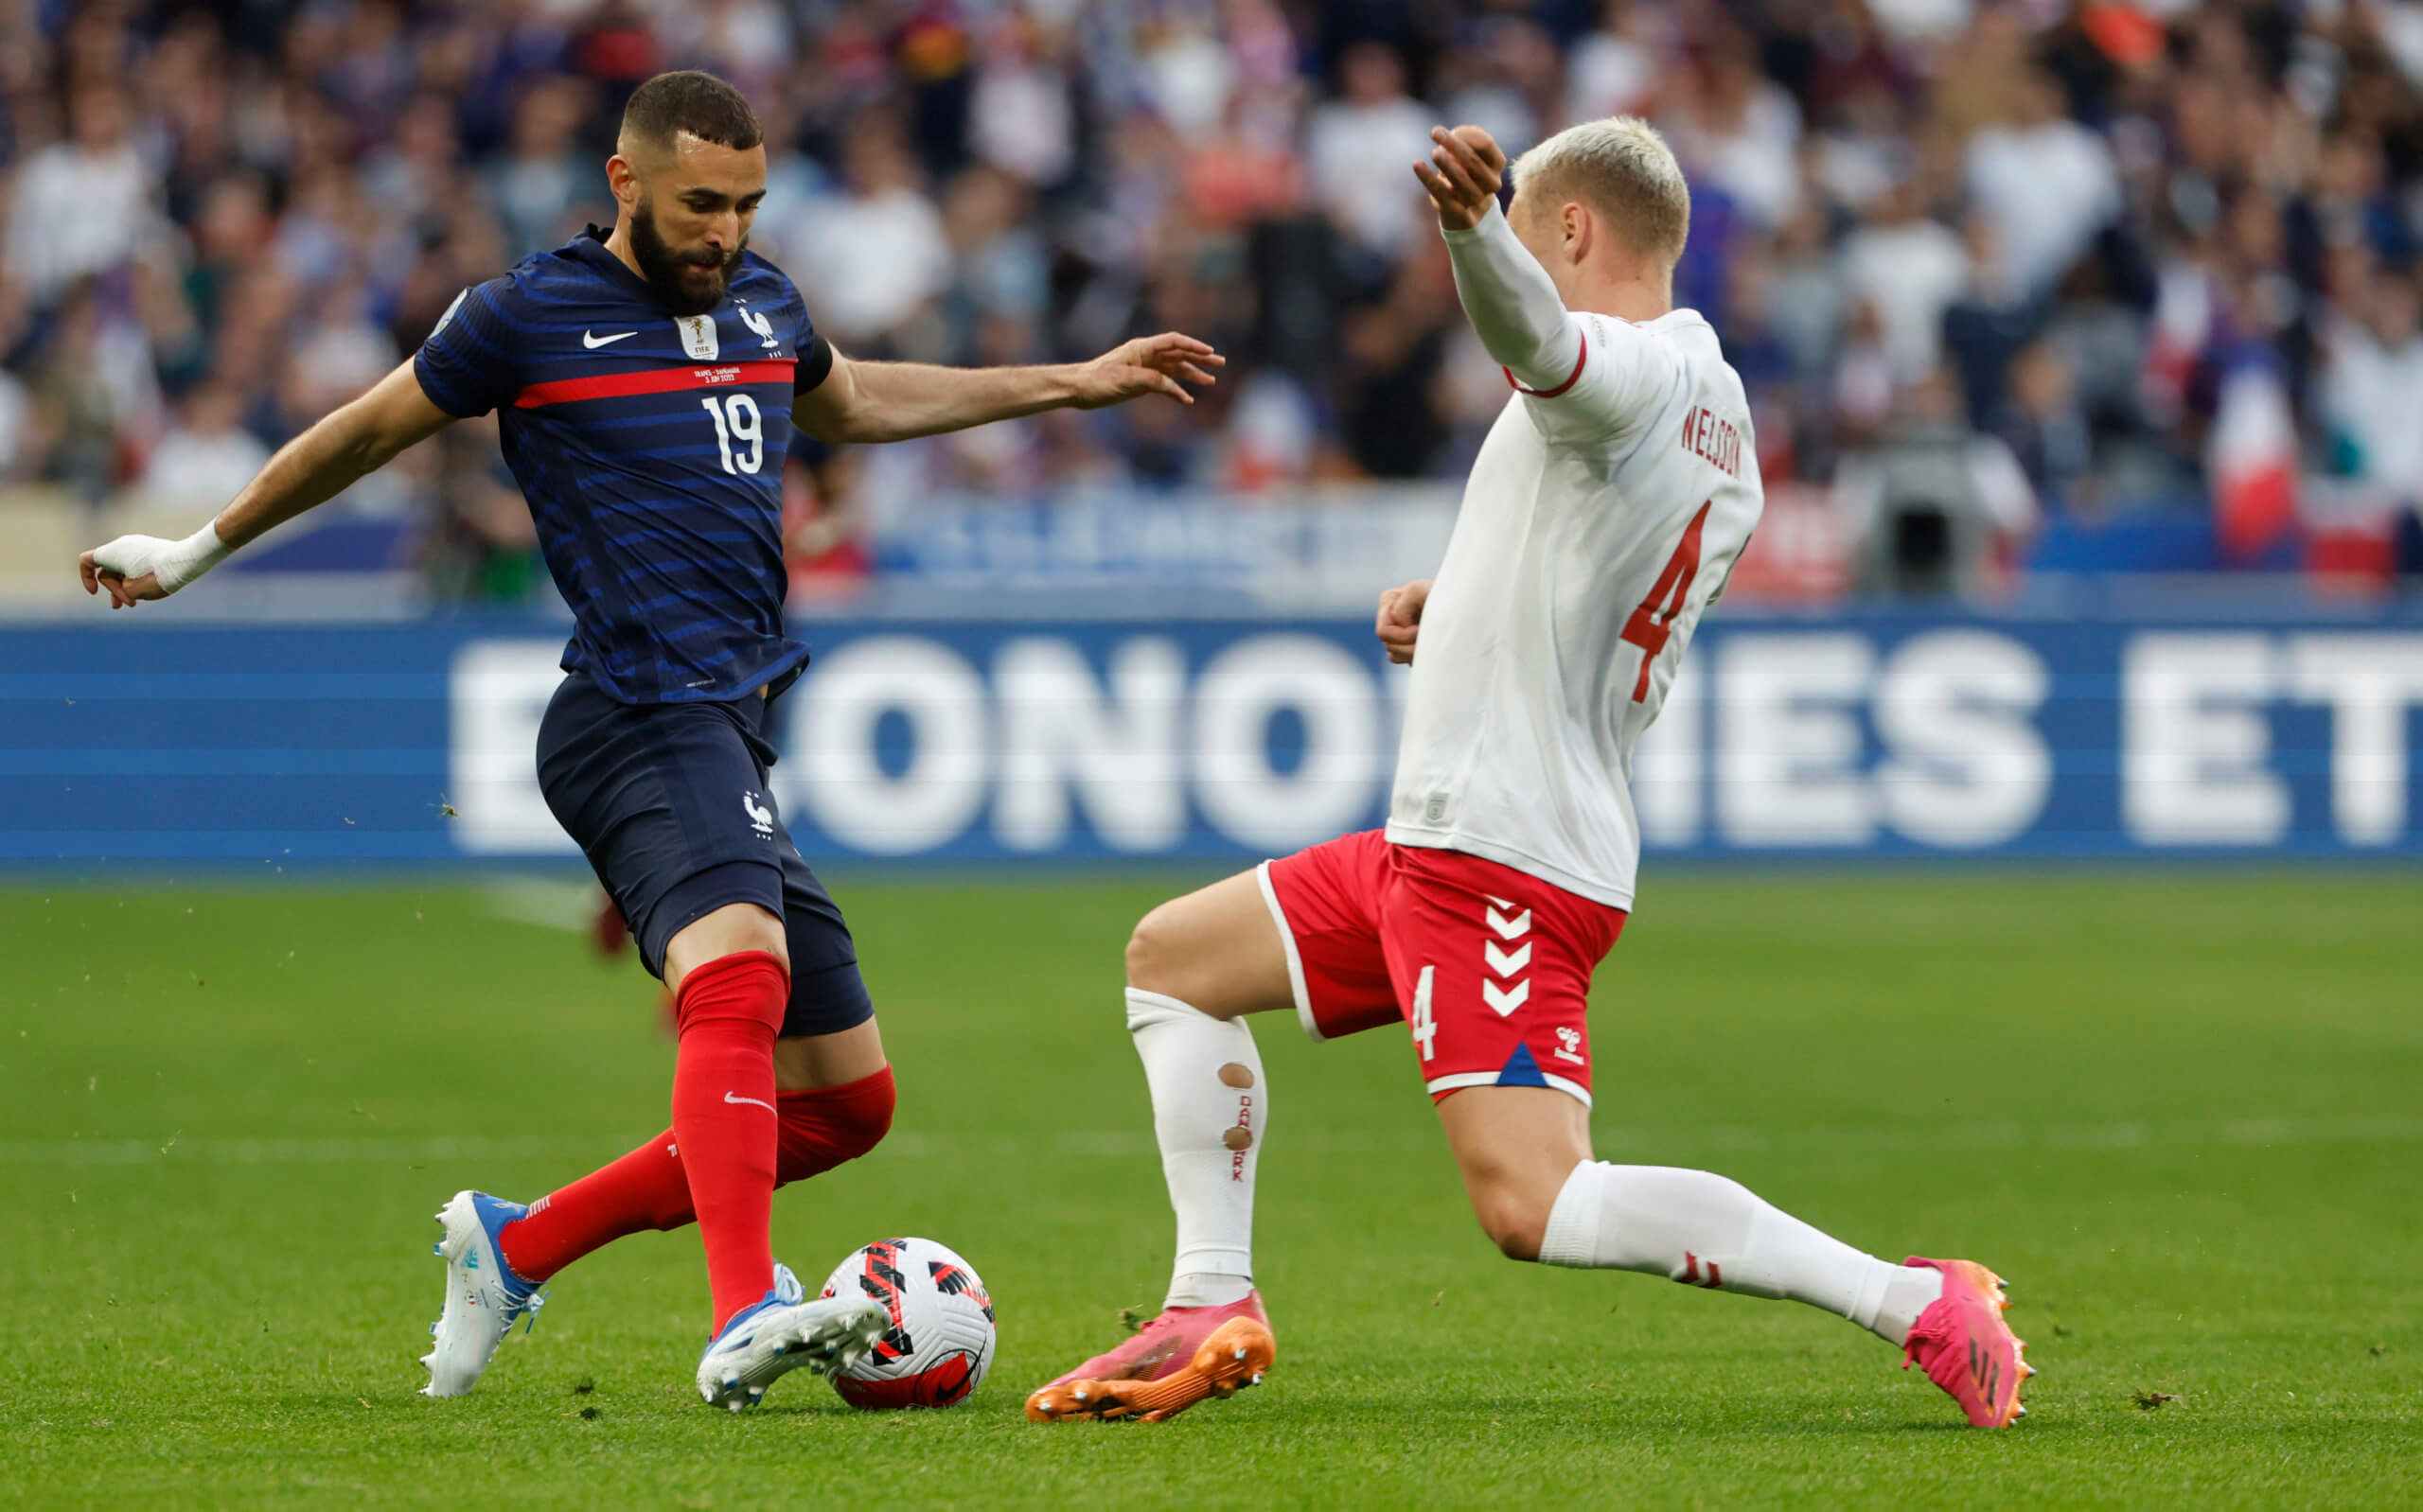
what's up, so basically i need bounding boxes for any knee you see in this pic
[723,910,789,966]
[823,1064,895,1159]
[666,902,790,993]
[1124,904,1186,996]
[1470,1184,1551,1263]
[775,1064,896,1181]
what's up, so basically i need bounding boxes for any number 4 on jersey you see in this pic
[1619,501,1711,702]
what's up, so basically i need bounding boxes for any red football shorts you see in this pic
[1256,831,1627,1107]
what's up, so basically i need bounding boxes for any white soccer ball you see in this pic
[820,1237,997,1409]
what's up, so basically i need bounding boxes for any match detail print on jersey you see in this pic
[511,359,797,410]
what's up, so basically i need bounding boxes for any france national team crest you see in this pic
[676,314,719,360]
[737,303,780,350]
[743,790,774,837]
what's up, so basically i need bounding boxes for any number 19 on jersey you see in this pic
[700,394,763,474]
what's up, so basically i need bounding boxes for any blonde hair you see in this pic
[1510,116,1690,267]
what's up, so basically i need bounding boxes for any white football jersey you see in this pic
[1385,308,1764,909]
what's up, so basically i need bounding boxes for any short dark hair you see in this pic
[620,71,762,154]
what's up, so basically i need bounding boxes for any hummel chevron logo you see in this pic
[1484,904,1532,940]
[722,1091,776,1113]
[582,329,637,348]
[1483,941,1531,976]
[1482,978,1530,1016]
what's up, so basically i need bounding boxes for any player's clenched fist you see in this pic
[1374,578,1431,665]
[1413,125,1506,232]
[80,525,230,609]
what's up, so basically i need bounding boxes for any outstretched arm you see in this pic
[793,332,1223,446]
[80,360,456,607]
[1416,125,1583,395]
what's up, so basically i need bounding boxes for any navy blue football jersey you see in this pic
[415,228,835,703]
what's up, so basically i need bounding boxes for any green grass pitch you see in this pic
[2,871,2417,1508]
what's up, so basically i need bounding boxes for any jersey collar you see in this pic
[563,224,675,308]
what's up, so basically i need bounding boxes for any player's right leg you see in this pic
[1023,868,1284,1422]
[1027,832,1404,1423]
[678,853,893,1409]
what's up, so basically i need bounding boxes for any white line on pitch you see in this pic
[2,1116,2416,1169]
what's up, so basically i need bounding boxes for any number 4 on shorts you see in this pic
[1619,500,1711,702]
[1410,965,1437,1062]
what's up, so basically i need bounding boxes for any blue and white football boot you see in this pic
[420,1189,546,1398]
[696,1261,887,1412]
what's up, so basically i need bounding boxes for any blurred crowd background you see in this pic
[3,0,2422,603]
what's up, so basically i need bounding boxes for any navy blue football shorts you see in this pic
[535,672,873,1039]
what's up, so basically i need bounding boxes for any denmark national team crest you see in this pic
[675,313,719,360]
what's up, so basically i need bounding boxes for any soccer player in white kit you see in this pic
[1025,120,2030,1430]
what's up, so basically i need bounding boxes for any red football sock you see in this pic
[668,949,788,1332]
[496,1133,690,1284]
[774,1064,896,1180]
[499,1064,897,1288]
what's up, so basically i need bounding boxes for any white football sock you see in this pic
[1165,1272,1256,1309]
[1538,1162,1944,1345]
[1126,988,1265,1311]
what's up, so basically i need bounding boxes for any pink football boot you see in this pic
[1900,1257,2034,1427]
[1026,1294,1274,1423]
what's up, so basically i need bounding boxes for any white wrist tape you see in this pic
[91,522,232,596]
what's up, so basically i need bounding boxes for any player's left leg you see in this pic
[1437,1091,2029,1426]
[425,896,807,1400]
[1399,845,2029,1427]
[486,1012,893,1284]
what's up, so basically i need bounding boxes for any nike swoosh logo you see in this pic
[722,1091,776,1113]
[583,329,636,348]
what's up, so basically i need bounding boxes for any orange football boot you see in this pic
[1026,1297,1275,1423]
[1900,1257,2034,1427]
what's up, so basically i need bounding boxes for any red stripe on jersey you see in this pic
[512,359,798,409]
[1502,327,1588,399]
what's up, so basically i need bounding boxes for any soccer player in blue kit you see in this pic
[78,71,1222,1411]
